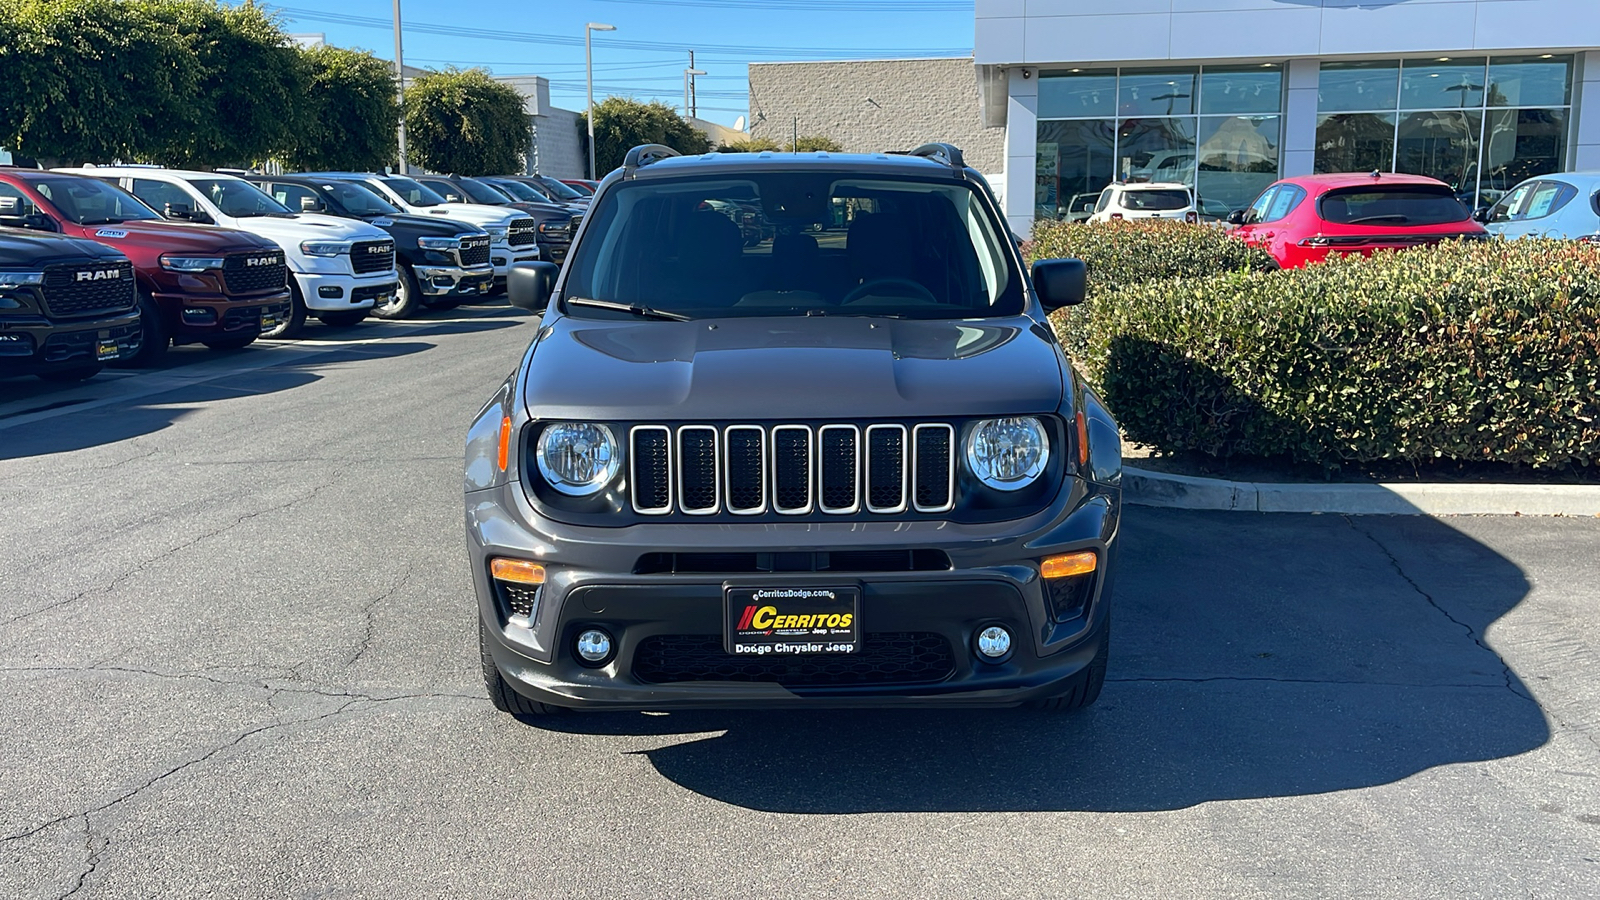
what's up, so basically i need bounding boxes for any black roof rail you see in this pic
[623,144,681,171]
[908,143,965,170]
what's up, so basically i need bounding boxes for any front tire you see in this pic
[260,281,308,340]
[371,265,422,319]
[317,310,368,328]
[1029,618,1108,712]
[480,621,564,718]
[113,291,169,368]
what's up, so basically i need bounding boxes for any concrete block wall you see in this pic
[748,57,1005,174]
[531,109,584,180]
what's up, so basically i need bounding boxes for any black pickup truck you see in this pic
[0,223,141,382]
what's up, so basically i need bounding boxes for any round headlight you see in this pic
[535,422,620,496]
[965,417,1049,491]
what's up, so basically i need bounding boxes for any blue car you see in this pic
[1480,172,1600,242]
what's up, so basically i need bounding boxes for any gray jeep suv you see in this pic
[465,143,1123,715]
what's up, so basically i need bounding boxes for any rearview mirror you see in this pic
[506,261,559,312]
[1032,257,1087,311]
[1226,209,1247,226]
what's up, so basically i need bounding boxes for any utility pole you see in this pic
[684,62,706,121]
[393,0,407,173]
[689,50,697,119]
[586,23,616,180]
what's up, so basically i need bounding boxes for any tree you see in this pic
[285,46,398,171]
[794,135,843,153]
[579,97,711,176]
[403,68,530,176]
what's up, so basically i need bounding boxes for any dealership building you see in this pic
[975,0,1600,234]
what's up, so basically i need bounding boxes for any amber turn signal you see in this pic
[490,558,545,585]
[1041,550,1097,580]
[1075,410,1090,466]
[496,416,512,472]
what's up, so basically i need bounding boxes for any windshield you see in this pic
[1319,185,1471,226]
[486,178,546,203]
[458,178,512,205]
[1121,188,1191,211]
[382,177,447,207]
[33,177,161,224]
[534,175,585,201]
[562,173,1023,320]
[322,181,400,216]
[191,179,290,217]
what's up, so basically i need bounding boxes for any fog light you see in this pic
[318,285,343,299]
[576,629,613,664]
[181,307,216,325]
[975,625,1012,660]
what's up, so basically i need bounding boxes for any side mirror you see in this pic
[0,195,51,230]
[1032,257,1088,311]
[506,261,559,312]
[163,202,210,224]
[300,196,324,213]
[1226,209,1247,226]
[1472,206,1493,224]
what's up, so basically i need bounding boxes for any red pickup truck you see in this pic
[0,169,291,365]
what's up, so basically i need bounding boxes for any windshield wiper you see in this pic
[79,217,127,225]
[1345,214,1410,225]
[566,297,692,322]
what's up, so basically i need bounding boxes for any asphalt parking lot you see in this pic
[2,302,1598,899]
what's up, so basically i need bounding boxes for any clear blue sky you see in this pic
[269,0,974,128]
[272,0,972,128]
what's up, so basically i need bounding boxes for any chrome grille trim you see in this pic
[911,423,956,514]
[817,424,861,515]
[676,425,720,515]
[864,424,909,515]
[723,425,767,515]
[769,425,814,515]
[629,425,673,515]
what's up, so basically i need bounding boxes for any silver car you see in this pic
[1479,172,1600,241]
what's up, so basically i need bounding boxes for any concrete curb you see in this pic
[1123,465,1600,516]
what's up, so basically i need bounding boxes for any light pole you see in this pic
[393,0,407,173]
[585,23,616,180]
[683,68,706,119]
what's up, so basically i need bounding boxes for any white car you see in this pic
[1087,182,1199,224]
[1479,172,1600,242]
[308,173,540,288]
[60,166,398,337]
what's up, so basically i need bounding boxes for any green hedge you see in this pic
[1026,218,1276,291]
[1041,233,1600,469]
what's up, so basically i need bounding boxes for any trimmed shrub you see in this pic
[1026,218,1275,291]
[1052,239,1600,469]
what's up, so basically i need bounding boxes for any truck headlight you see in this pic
[300,241,352,257]
[417,237,457,251]
[965,417,1049,491]
[535,422,620,496]
[159,255,225,272]
[484,226,509,241]
[0,271,45,288]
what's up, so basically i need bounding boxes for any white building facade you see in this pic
[976,0,1600,234]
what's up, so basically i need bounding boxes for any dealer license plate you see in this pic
[95,339,119,361]
[725,586,860,655]
[373,293,392,305]
[260,314,278,330]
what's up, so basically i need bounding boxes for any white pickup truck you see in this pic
[60,167,399,337]
[305,173,540,290]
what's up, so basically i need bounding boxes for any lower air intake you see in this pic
[632,632,955,686]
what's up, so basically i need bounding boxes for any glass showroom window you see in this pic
[1315,56,1572,209]
[1035,65,1283,220]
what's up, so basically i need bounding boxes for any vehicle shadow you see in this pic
[523,508,1546,814]
[0,340,432,460]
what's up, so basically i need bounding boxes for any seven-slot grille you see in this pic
[630,423,955,517]
[222,251,287,294]
[507,218,539,246]
[455,235,491,268]
[40,261,136,318]
[349,239,395,274]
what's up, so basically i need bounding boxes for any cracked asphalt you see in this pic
[2,301,1599,898]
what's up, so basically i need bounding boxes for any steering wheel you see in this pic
[842,277,937,306]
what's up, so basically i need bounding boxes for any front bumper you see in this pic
[414,264,494,297]
[489,245,541,282]
[0,311,142,374]
[467,481,1120,710]
[293,272,395,312]
[152,290,293,341]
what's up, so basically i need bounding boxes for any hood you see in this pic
[0,226,126,265]
[359,212,487,238]
[522,314,1065,421]
[80,220,277,255]
[230,213,390,247]
[414,202,519,226]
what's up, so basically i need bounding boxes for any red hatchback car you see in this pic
[1228,172,1486,268]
